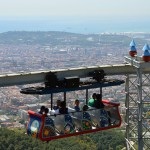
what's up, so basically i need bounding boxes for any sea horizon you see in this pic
[0,17,150,34]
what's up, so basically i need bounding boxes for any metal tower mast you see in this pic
[125,56,150,150]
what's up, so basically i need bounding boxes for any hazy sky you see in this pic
[0,0,149,19]
[0,0,149,33]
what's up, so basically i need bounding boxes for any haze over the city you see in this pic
[0,0,150,33]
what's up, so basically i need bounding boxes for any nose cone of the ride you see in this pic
[142,44,150,62]
[129,40,137,57]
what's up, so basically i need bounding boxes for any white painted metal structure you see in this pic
[0,62,150,87]
[0,56,150,150]
[0,64,132,87]
[125,56,150,150]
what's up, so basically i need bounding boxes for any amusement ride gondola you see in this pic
[20,70,124,141]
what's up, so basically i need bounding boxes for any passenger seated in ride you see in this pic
[74,99,80,111]
[82,104,89,111]
[43,107,49,117]
[82,105,99,128]
[88,93,97,108]
[44,108,49,117]
[94,94,104,109]
[82,105,91,120]
[50,100,61,115]
[53,100,61,110]
[38,105,46,114]
[95,94,111,125]
[59,101,68,114]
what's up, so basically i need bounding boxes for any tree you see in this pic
[146,111,150,118]
[7,144,15,150]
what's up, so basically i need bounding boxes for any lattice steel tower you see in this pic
[125,56,150,150]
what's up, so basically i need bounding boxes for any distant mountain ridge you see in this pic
[0,31,132,46]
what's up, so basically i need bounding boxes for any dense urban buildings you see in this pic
[0,31,149,128]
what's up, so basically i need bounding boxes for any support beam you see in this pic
[0,63,150,87]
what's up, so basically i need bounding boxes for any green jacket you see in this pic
[88,98,95,107]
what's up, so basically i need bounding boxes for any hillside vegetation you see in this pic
[0,127,125,150]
